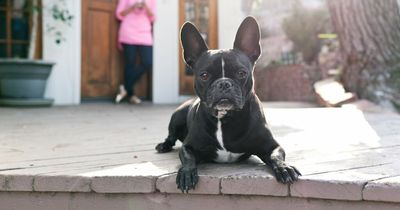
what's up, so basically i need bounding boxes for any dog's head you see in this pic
[180,16,261,117]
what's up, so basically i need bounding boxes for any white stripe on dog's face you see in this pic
[221,58,226,78]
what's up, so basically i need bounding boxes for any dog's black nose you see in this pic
[218,80,232,91]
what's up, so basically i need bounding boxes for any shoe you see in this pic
[115,85,127,103]
[129,95,142,104]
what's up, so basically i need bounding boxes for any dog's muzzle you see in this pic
[206,78,244,113]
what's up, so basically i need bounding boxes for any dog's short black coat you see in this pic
[155,16,301,193]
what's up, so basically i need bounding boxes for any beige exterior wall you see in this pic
[153,0,180,104]
[43,0,81,105]
[218,0,245,50]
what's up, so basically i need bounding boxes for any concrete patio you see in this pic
[0,101,400,210]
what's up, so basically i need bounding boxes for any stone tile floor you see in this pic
[0,101,399,203]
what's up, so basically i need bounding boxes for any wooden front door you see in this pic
[81,0,150,99]
[179,0,218,95]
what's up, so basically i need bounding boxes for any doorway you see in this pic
[178,0,218,95]
[81,0,151,100]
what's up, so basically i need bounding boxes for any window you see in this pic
[0,0,41,58]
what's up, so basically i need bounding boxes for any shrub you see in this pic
[282,1,330,64]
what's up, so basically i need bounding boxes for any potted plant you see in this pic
[0,0,73,106]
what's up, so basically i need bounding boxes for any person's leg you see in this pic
[131,45,153,84]
[123,44,138,96]
[140,45,153,71]
[127,45,152,104]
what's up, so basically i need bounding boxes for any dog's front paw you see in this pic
[176,166,198,193]
[272,163,301,184]
[155,142,173,153]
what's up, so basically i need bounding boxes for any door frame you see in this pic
[178,0,218,95]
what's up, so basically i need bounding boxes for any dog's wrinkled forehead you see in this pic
[194,49,252,77]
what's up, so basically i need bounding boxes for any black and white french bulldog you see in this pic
[155,16,301,193]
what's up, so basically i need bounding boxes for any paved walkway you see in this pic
[0,102,400,209]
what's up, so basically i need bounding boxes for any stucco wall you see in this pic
[218,0,244,50]
[152,0,180,104]
[42,0,81,105]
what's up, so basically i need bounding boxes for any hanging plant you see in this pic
[45,0,74,45]
[27,0,74,59]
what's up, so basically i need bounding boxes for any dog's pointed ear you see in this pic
[233,16,261,63]
[181,22,208,68]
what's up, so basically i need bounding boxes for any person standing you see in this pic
[115,0,156,104]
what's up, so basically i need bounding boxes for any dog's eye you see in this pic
[199,72,210,81]
[237,70,247,79]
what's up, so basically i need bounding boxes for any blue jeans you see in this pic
[122,44,153,96]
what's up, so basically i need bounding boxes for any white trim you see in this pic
[218,0,244,49]
[152,0,180,104]
[43,0,81,105]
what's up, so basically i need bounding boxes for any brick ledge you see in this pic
[1,172,400,203]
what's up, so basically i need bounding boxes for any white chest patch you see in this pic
[214,120,244,163]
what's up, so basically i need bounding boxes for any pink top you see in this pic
[116,0,156,46]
